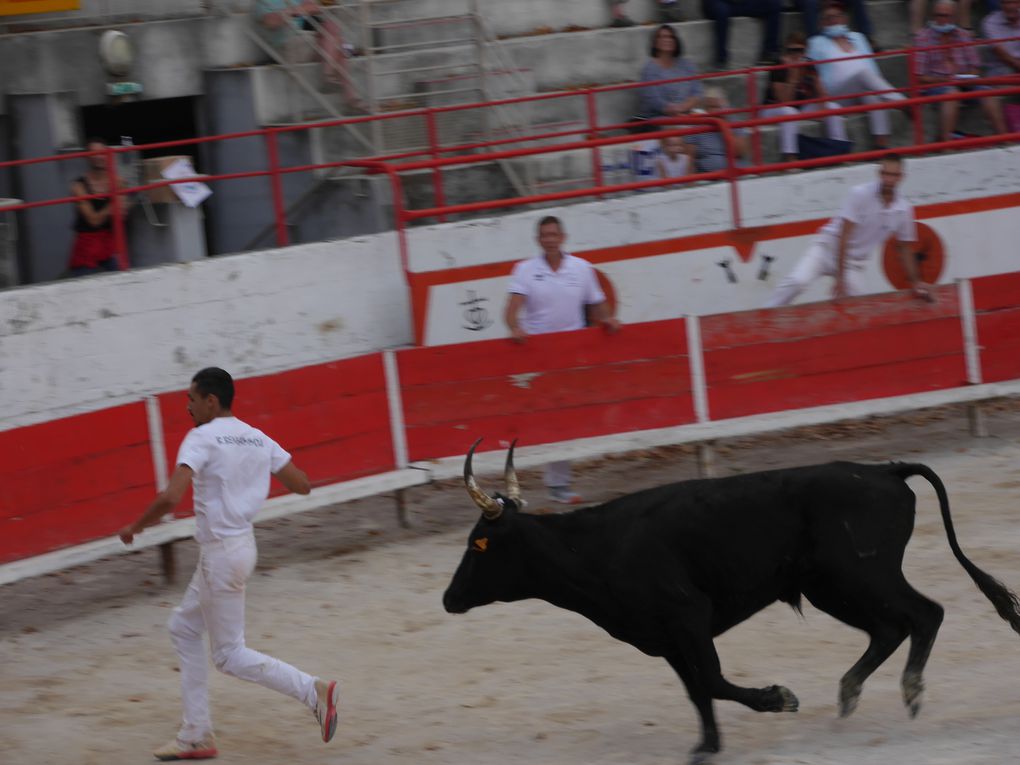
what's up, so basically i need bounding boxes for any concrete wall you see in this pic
[0,232,410,429]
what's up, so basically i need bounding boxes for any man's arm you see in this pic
[72,180,112,228]
[897,240,933,301]
[586,301,621,333]
[505,293,528,343]
[274,460,311,495]
[118,465,193,544]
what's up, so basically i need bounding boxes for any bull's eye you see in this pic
[473,537,489,553]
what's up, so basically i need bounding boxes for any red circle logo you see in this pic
[883,221,945,289]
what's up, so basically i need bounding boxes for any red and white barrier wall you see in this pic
[3,272,1019,577]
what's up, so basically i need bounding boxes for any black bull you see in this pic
[443,440,1020,764]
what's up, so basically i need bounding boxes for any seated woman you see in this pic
[807,2,906,149]
[762,31,849,162]
[638,24,704,121]
[251,0,362,107]
[687,87,751,173]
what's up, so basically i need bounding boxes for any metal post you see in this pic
[426,111,448,222]
[264,129,290,248]
[159,542,177,584]
[586,90,605,195]
[747,69,763,166]
[907,49,925,147]
[361,0,383,152]
[696,442,716,478]
[395,488,411,528]
[106,145,129,269]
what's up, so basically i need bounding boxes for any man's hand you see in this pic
[118,524,138,545]
[601,317,621,334]
[911,283,935,303]
[510,326,528,344]
[832,280,848,299]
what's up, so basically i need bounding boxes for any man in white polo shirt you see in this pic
[766,155,931,307]
[119,367,340,761]
[506,215,620,504]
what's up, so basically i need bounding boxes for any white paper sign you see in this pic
[161,158,212,208]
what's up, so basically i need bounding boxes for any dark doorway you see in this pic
[81,96,199,159]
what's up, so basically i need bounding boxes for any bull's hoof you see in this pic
[838,679,862,718]
[775,685,800,713]
[902,671,924,718]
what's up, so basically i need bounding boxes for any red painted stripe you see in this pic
[708,354,968,420]
[406,395,696,462]
[0,402,149,475]
[399,321,687,386]
[972,272,1020,312]
[0,485,154,565]
[704,318,965,384]
[976,309,1020,382]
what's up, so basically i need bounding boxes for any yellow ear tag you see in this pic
[473,537,488,553]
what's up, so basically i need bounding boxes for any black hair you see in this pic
[537,215,563,232]
[192,367,235,410]
[650,24,683,59]
[880,152,903,165]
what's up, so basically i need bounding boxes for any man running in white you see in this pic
[506,216,620,504]
[119,367,339,761]
[766,154,931,307]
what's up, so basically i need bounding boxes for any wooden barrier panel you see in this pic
[0,403,154,564]
[972,272,1020,383]
[700,286,967,420]
[398,320,694,462]
[158,355,395,506]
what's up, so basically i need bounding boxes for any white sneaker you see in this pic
[153,735,217,761]
[314,679,340,743]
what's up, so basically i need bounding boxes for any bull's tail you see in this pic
[892,462,1020,636]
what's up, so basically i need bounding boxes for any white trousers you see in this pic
[168,532,317,741]
[544,460,572,488]
[824,64,905,137]
[762,102,849,155]
[766,241,868,307]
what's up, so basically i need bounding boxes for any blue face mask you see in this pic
[823,24,849,38]
[930,21,957,33]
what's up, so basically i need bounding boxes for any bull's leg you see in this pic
[803,577,910,717]
[666,654,721,764]
[898,587,945,718]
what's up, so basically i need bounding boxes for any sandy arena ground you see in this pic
[2,401,1020,765]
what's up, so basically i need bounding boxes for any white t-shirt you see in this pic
[507,252,606,334]
[176,416,291,544]
[817,180,917,261]
[656,153,690,178]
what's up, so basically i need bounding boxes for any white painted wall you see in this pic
[0,233,410,429]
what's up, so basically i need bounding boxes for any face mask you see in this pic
[930,21,957,33]
[823,24,849,38]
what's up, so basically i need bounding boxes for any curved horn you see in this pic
[464,437,502,520]
[504,439,521,503]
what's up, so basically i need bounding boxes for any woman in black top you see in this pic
[68,138,126,276]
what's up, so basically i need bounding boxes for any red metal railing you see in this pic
[0,36,1016,277]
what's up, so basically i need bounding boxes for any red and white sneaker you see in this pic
[153,735,217,761]
[314,679,340,743]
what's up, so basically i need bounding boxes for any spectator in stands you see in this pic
[911,0,986,34]
[655,134,696,178]
[982,0,1020,77]
[688,87,752,172]
[251,0,362,107]
[659,0,686,22]
[609,0,637,26]
[638,25,704,120]
[807,3,906,149]
[762,31,849,161]
[794,0,874,41]
[505,216,620,505]
[766,155,930,306]
[700,0,783,69]
[67,138,129,277]
[916,0,1006,141]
